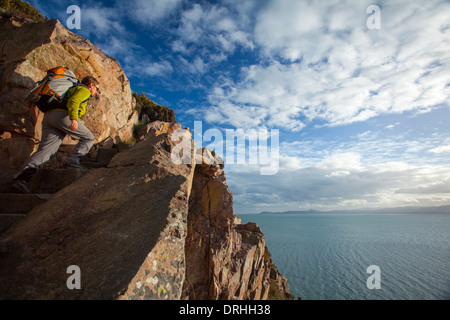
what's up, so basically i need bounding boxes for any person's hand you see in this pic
[70,120,78,131]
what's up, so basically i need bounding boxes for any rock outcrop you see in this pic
[0,16,137,183]
[135,120,182,142]
[0,128,293,300]
[0,130,196,299]
[184,165,292,300]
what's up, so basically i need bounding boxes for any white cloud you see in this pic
[142,61,173,77]
[173,2,254,58]
[229,153,450,214]
[222,131,450,213]
[429,145,450,154]
[98,36,141,58]
[255,0,329,61]
[317,152,363,171]
[81,6,125,36]
[171,40,191,55]
[385,123,400,129]
[127,0,184,24]
[202,0,450,130]
[176,56,210,75]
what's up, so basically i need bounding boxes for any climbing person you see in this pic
[11,75,100,194]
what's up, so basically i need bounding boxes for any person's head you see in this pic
[81,76,100,96]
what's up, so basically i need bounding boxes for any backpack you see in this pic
[26,67,79,112]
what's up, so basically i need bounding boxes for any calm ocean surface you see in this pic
[239,213,450,300]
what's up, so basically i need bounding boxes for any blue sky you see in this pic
[30,0,450,214]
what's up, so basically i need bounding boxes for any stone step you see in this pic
[95,148,119,167]
[79,161,106,168]
[0,147,121,194]
[28,168,87,194]
[0,214,26,234]
[76,148,119,169]
[0,193,53,214]
[79,148,118,169]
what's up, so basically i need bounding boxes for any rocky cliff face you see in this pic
[0,128,293,300]
[0,14,293,300]
[184,168,292,300]
[0,16,137,182]
[0,132,194,299]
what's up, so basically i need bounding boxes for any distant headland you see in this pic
[259,205,450,215]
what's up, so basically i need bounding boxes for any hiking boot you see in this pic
[13,167,38,182]
[10,167,37,193]
[64,161,87,170]
[64,162,86,169]
[64,157,86,170]
[11,179,31,194]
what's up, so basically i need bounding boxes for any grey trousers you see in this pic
[21,110,95,170]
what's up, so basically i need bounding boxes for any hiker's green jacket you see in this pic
[53,85,91,121]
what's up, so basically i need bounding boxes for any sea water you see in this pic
[239,213,450,300]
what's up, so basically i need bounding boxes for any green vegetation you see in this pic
[132,120,145,141]
[133,92,175,123]
[132,93,176,141]
[0,0,46,22]
[109,56,121,69]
